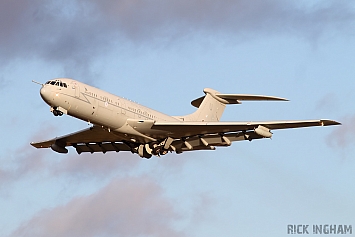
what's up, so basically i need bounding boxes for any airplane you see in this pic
[31,78,340,158]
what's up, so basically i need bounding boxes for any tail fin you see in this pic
[182,88,225,122]
[175,88,288,122]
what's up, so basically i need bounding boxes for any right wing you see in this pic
[31,126,132,154]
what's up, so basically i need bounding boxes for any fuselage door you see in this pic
[75,84,80,98]
[121,100,126,115]
[71,81,80,98]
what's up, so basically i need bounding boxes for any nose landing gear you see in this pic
[51,107,64,116]
[53,109,63,116]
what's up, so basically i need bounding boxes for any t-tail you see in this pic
[176,88,289,122]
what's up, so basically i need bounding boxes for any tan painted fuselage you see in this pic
[40,78,179,140]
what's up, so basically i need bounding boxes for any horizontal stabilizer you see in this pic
[191,93,288,108]
[216,94,288,104]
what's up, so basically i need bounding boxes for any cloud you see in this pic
[9,177,185,237]
[315,93,338,112]
[0,148,140,186]
[0,0,354,78]
[327,114,355,148]
[0,1,111,82]
[85,0,355,41]
[51,152,140,179]
[0,124,140,185]
[0,121,193,186]
[0,147,48,186]
[0,76,8,89]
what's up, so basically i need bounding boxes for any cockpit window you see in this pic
[46,80,68,88]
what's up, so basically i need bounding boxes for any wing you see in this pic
[151,119,341,137]
[31,126,132,154]
[31,119,340,157]
[149,119,340,154]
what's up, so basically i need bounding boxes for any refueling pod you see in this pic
[254,125,273,138]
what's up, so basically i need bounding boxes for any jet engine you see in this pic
[51,143,68,153]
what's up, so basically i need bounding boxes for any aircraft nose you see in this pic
[40,85,51,103]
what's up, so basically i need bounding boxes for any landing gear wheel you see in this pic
[53,110,63,116]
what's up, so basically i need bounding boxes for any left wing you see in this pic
[150,119,340,155]
[151,119,340,137]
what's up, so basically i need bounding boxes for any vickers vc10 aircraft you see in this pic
[31,78,340,158]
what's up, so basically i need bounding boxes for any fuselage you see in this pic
[40,78,179,132]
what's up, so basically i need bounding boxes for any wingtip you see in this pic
[264,96,289,101]
[320,119,341,126]
[262,95,289,101]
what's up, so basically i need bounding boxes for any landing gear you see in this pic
[52,107,63,116]
[125,137,176,159]
[53,110,63,116]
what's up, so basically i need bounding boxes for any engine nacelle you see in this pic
[254,125,272,138]
[51,143,68,154]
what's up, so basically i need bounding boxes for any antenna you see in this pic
[32,80,43,86]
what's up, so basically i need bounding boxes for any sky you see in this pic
[0,0,354,236]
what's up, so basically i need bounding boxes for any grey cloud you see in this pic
[0,121,191,186]
[0,147,48,186]
[1,119,196,185]
[10,177,184,237]
[87,0,355,40]
[315,93,338,112]
[0,76,8,89]
[0,125,55,185]
[189,192,215,224]
[0,0,112,82]
[0,149,139,185]
[0,125,139,185]
[51,152,139,179]
[0,0,354,72]
[327,114,355,148]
